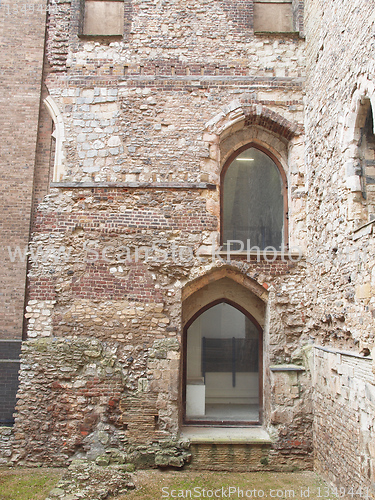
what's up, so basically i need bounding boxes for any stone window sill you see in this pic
[198,251,304,261]
[179,426,273,444]
[270,364,305,372]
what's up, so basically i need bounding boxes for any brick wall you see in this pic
[304,0,375,488]
[0,1,47,340]
[10,0,313,469]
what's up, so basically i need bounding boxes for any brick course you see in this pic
[0,2,46,340]
[4,0,375,490]
[9,0,311,467]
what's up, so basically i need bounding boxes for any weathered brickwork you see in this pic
[0,0,47,434]
[188,441,312,472]
[4,0,316,472]
[4,0,375,491]
[0,1,46,339]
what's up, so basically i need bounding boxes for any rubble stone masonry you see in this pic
[5,0,315,470]
[304,0,375,493]
[2,0,375,491]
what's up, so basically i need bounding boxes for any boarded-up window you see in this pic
[253,0,294,33]
[83,0,124,36]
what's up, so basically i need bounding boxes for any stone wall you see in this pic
[6,0,316,470]
[12,335,180,465]
[304,0,375,351]
[313,347,375,493]
[2,0,375,482]
[304,0,375,492]
[0,426,14,465]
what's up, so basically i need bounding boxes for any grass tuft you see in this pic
[0,467,63,500]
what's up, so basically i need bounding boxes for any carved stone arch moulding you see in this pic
[200,101,304,247]
[182,265,268,328]
[44,96,66,182]
[181,265,268,426]
[201,100,303,183]
[342,77,375,188]
[204,100,303,139]
[341,76,375,223]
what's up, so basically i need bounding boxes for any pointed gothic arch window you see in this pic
[221,145,287,251]
[184,300,262,425]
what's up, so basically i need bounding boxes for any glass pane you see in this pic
[223,147,284,250]
[186,303,260,422]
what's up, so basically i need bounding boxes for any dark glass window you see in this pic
[223,147,284,250]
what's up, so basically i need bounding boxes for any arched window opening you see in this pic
[44,96,65,182]
[185,301,262,424]
[361,104,375,219]
[222,146,286,251]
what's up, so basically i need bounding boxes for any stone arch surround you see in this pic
[43,96,66,182]
[182,266,268,328]
[201,101,303,180]
[341,76,375,222]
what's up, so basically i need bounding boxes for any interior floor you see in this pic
[188,403,259,422]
